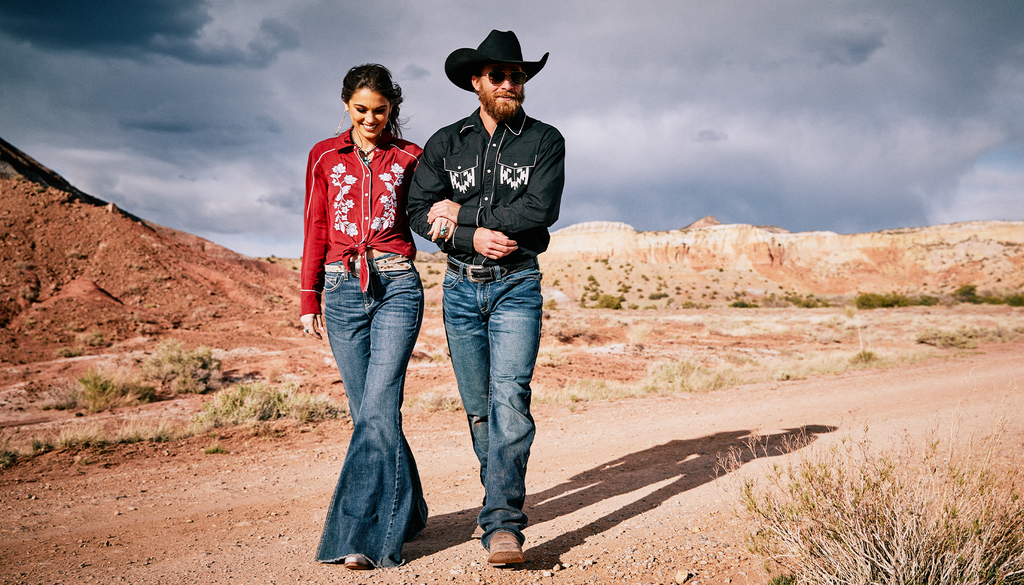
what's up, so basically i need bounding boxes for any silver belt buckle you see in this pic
[465,264,492,283]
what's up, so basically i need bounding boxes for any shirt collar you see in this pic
[339,129,396,151]
[460,107,527,136]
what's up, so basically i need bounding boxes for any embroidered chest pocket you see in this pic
[444,155,479,195]
[497,153,537,191]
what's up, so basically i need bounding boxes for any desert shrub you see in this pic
[730,300,759,308]
[742,429,1024,585]
[78,330,108,347]
[77,369,156,412]
[594,294,624,309]
[916,327,978,349]
[953,283,981,304]
[0,431,17,469]
[142,339,222,394]
[850,350,877,364]
[1006,293,1024,307]
[53,347,83,358]
[203,440,228,455]
[761,294,791,308]
[190,382,344,433]
[31,437,54,454]
[678,301,709,309]
[914,294,941,306]
[785,293,831,308]
[648,292,669,300]
[855,292,912,309]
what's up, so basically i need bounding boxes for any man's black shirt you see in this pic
[407,107,565,266]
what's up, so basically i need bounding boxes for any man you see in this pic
[407,29,565,565]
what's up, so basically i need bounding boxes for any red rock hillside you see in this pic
[0,137,299,365]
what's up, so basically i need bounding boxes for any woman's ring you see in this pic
[439,225,449,237]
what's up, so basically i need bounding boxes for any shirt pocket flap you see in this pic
[444,155,479,172]
[497,153,537,170]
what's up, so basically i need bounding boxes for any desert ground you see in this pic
[1,156,1023,583]
[2,288,1023,584]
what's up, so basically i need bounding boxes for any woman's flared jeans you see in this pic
[315,258,427,567]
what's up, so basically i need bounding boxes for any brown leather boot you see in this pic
[486,531,525,565]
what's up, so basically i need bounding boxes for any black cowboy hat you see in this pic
[445,30,549,92]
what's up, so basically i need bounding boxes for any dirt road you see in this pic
[2,342,1022,585]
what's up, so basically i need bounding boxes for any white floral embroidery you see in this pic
[372,163,404,231]
[500,165,530,190]
[449,168,475,193]
[330,163,359,237]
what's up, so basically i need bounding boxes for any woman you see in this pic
[300,64,427,570]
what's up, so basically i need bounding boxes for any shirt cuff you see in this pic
[457,204,480,227]
[452,226,476,253]
[300,290,322,316]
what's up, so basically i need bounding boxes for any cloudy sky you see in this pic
[2,1,1022,257]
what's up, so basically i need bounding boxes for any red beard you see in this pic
[479,87,525,124]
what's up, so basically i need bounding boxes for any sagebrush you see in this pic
[742,427,1024,585]
[142,339,222,394]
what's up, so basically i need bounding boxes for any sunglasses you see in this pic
[485,70,528,86]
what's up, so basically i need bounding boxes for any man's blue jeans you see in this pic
[315,255,427,567]
[442,258,543,549]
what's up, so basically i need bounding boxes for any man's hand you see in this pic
[428,200,461,224]
[473,228,518,260]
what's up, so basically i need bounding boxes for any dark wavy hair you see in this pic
[341,64,404,139]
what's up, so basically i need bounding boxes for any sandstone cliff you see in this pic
[542,220,1024,295]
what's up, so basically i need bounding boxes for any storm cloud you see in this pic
[1,0,1021,256]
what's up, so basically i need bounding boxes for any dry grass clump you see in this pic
[643,360,738,394]
[406,391,463,412]
[190,382,344,433]
[917,327,981,349]
[534,379,637,405]
[56,423,108,449]
[546,319,596,344]
[917,326,1024,350]
[36,380,84,411]
[0,430,17,469]
[113,420,187,444]
[626,321,654,345]
[64,369,157,413]
[534,348,932,406]
[742,426,1024,585]
[142,338,222,394]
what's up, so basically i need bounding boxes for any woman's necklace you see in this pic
[353,132,377,165]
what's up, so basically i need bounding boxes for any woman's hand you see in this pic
[300,313,324,340]
[428,217,455,242]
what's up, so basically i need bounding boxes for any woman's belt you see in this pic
[325,253,410,275]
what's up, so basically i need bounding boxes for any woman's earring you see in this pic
[335,111,348,135]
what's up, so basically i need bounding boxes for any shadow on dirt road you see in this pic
[404,424,836,565]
